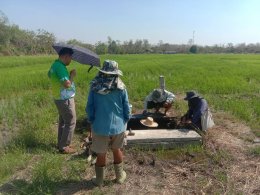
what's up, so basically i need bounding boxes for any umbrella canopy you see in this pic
[52,43,100,67]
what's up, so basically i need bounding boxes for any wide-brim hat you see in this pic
[140,117,158,127]
[97,60,123,76]
[184,91,200,100]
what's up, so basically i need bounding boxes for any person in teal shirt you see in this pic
[86,60,130,186]
[48,47,77,154]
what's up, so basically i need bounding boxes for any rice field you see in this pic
[0,54,259,193]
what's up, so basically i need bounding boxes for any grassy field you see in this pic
[0,54,260,194]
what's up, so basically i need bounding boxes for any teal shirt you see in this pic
[86,89,130,136]
[48,59,76,100]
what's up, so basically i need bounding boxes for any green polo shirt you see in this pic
[48,59,76,100]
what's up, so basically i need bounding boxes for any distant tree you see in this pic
[35,29,55,54]
[236,43,246,53]
[0,11,56,55]
[127,40,134,54]
[67,39,95,51]
[95,41,108,55]
[0,11,11,54]
[67,39,83,46]
[189,45,198,53]
[108,40,120,54]
[134,39,143,53]
[226,43,234,53]
[3,10,260,56]
[143,39,151,53]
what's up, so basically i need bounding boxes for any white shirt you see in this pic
[144,89,175,110]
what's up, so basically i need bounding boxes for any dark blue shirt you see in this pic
[187,98,208,124]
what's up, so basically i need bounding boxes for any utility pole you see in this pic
[192,30,195,45]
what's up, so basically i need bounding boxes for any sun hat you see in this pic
[152,89,162,100]
[184,90,200,101]
[140,117,158,127]
[98,60,123,76]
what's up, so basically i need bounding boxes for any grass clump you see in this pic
[0,149,31,184]
[250,146,260,156]
[2,153,87,195]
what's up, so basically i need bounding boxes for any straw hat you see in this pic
[140,117,158,127]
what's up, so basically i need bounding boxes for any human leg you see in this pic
[57,114,64,148]
[91,133,110,186]
[112,148,123,164]
[55,98,76,151]
[92,153,106,186]
[114,162,126,184]
[96,153,106,167]
[93,164,105,186]
[111,132,127,184]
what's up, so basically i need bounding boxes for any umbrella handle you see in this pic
[88,66,94,73]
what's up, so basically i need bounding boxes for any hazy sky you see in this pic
[1,0,260,45]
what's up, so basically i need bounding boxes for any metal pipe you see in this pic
[159,75,165,94]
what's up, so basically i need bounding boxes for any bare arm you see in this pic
[63,69,76,88]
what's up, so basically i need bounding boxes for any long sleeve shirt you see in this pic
[144,89,175,110]
[187,98,208,124]
[86,88,130,136]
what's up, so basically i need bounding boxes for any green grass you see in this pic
[155,144,204,160]
[250,146,260,156]
[0,54,260,193]
[0,149,31,184]
[0,152,87,195]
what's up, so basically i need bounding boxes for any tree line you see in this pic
[0,11,55,55]
[1,11,260,56]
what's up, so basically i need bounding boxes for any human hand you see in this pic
[180,116,188,123]
[164,102,171,107]
[185,120,192,124]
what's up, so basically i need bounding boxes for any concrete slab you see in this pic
[126,129,202,149]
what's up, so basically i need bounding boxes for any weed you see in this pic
[250,146,260,156]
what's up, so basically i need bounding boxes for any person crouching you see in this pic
[143,89,175,115]
[181,91,208,130]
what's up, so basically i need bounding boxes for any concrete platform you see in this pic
[126,129,202,149]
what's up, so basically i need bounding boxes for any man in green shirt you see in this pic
[48,47,76,154]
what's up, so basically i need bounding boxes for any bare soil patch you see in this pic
[56,111,260,194]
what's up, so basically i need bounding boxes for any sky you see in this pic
[1,0,260,45]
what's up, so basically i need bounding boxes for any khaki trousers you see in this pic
[54,98,76,150]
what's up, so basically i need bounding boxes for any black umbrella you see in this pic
[52,43,100,67]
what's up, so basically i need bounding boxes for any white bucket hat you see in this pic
[140,117,158,127]
[97,60,123,76]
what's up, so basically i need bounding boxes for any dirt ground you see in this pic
[58,109,260,194]
[1,111,259,194]
[57,111,260,195]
